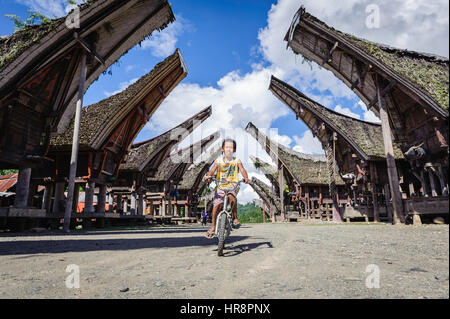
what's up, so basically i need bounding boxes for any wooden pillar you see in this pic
[53,182,65,213]
[14,167,31,208]
[130,191,137,215]
[427,169,438,197]
[72,184,80,213]
[107,192,113,212]
[138,193,144,215]
[419,170,429,196]
[84,181,95,213]
[326,132,342,222]
[123,197,128,213]
[64,51,87,233]
[278,164,285,221]
[371,185,380,223]
[437,166,448,195]
[42,183,54,212]
[117,194,123,211]
[97,184,107,213]
[376,75,403,224]
[161,198,166,216]
[384,184,393,223]
[143,199,147,215]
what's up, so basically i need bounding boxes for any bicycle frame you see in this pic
[209,177,243,237]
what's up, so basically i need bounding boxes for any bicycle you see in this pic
[206,176,245,256]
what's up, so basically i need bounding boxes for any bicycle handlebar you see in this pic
[204,176,246,191]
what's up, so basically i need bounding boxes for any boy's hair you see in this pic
[222,138,236,152]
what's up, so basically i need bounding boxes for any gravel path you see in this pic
[0,222,448,299]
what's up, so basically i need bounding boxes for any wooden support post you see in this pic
[14,167,31,208]
[383,184,393,223]
[138,193,144,215]
[84,181,95,213]
[123,197,128,213]
[419,170,429,196]
[53,182,65,213]
[64,52,86,233]
[143,199,147,215]
[326,132,342,222]
[42,183,54,212]
[436,165,448,195]
[130,191,137,215]
[107,192,113,212]
[72,184,80,213]
[278,164,285,222]
[97,184,107,213]
[161,198,166,216]
[376,75,403,225]
[427,169,438,197]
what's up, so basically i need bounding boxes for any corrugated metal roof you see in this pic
[0,173,18,192]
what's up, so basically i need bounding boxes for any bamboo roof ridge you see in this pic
[245,122,344,186]
[0,0,177,133]
[50,49,187,150]
[147,131,220,183]
[121,105,212,172]
[269,76,404,160]
[250,176,281,215]
[285,6,448,116]
[249,155,280,194]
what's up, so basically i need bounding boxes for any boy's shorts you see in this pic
[213,187,239,208]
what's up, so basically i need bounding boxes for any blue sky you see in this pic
[1,0,448,203]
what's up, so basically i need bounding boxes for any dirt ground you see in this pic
[0,222,448,299]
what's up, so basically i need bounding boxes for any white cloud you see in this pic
[140,15,194,58]
[334,104,361,120]
[15,0,84,18]
[292,131,324,155]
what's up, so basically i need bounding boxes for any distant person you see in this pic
[202,211,208,226]
[203,138,250,238]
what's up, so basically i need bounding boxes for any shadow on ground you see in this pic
[0,234,254,256]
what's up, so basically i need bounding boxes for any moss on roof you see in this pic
[270,76,404,160]
[297,10,449,111]
[246,122,345,186]
[50,49,182,150]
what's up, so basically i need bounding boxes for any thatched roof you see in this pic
[269,76,404,160]
[147,131,220,183]
[50,49,186,150]
[250,177,281,215]
[246,122,344,186]
[178,143,222,191]
[0,0,176,132]
[285,6,448,117]
[121,105,212,172]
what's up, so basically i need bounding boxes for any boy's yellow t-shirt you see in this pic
[216,156,239,190]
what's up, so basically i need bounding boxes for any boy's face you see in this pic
[223,141,235,157]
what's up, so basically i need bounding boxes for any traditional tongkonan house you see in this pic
[284,6,449,224]
[115,106,212,218]
[0,0,176,213]
[270,75,407,223]
[176,143,222,221]
[245,122,346,222]
[145,131,219,222]
[32,49,187,224]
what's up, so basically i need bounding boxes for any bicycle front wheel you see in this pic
[217,213,227,256]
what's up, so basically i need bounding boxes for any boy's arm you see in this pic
[237,159,250,184]
[203,161,218,181]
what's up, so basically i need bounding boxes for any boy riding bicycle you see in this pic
[203,138,250,239]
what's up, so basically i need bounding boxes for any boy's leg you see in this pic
[209,203,223,233]
[228,194,239,224]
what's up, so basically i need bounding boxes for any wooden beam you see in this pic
[367,79,397,109]
[376,75,404,225]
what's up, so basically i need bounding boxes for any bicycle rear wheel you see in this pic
[217,213,227,256]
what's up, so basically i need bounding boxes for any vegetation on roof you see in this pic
[300,11,449,111]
